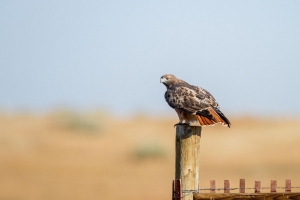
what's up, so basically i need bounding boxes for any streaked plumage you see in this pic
[160,74,231,127]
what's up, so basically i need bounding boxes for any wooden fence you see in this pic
[172,179,300,200]
[172,125,300,200]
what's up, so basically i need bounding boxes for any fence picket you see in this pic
[172,179,181,200]
[271,180,277,192]
[255,181,261,193]
[240,179,245,193]
[210,180,216,194]
[286,179,291,192]
[224,180,230,193]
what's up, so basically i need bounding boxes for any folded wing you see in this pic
[165,85,231,127]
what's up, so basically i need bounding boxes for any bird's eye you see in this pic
[166,77,169,80]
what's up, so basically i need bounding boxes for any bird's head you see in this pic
[160,74,177,88]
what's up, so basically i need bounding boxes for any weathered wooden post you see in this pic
[175,125,201,200]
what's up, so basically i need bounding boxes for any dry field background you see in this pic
[0,111,299,200]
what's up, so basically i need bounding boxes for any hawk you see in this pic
[160,74,231,127]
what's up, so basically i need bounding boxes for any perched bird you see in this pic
[160,74,230,127]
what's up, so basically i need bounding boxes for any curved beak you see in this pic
[160,77,167,83]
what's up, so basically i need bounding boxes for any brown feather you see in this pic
[196,108,230,127]
[197,115,215,126]
[205,116,216,125]
[202,117,210,125]
[196,115,205,125]
[208,107,228,126]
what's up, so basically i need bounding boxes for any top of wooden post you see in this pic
[175,125,202,139]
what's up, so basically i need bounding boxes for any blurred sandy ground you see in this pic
[0,110,299,200]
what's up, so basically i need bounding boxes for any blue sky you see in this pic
[1,1,299,116]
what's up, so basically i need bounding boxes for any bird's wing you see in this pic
[165,85,216,114]
[165,84,230,127]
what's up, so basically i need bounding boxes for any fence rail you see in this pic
[172,179,300,200]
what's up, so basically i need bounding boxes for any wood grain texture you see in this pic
[175,125,201,200]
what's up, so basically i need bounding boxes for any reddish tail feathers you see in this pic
[196,107,230,127]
